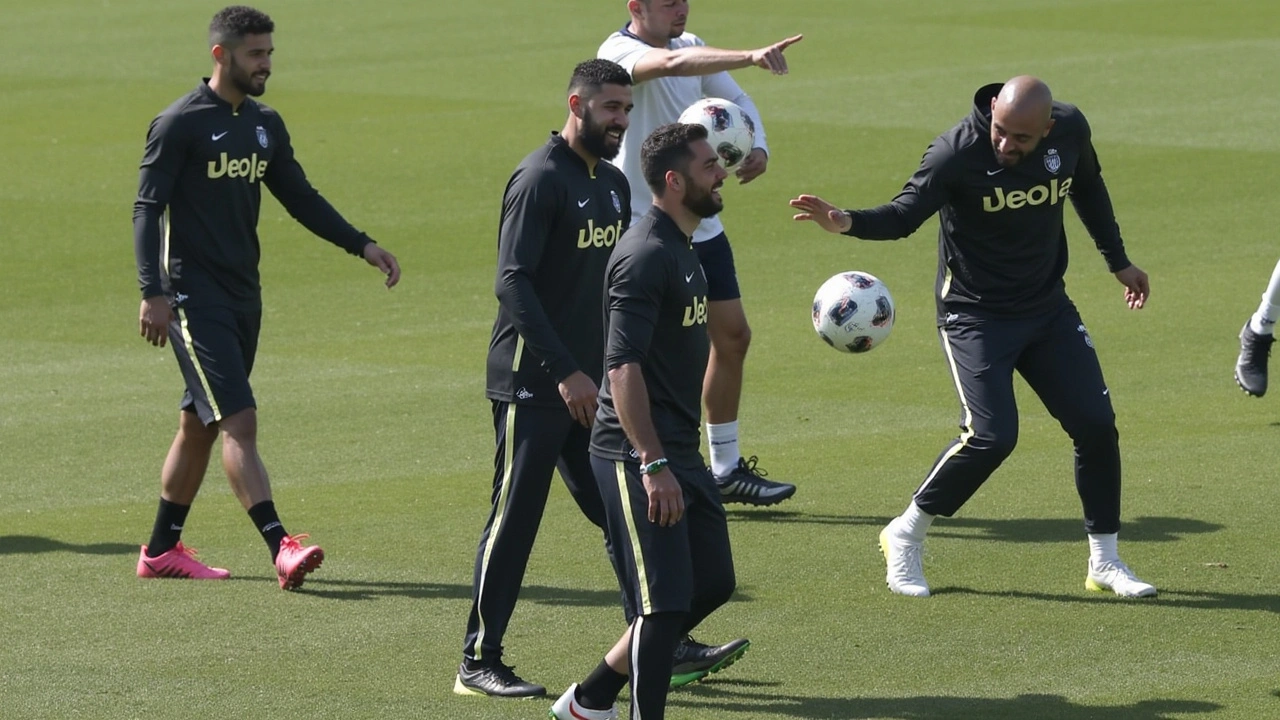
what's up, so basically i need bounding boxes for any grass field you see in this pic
[3,1,1279,718]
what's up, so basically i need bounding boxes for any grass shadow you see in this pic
[935,586,1280,614]
[926,515,1221,543]
[293,578,624,604]
[0,535,136,556]
[670,683,1223,719]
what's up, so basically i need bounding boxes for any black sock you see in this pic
[247,501,288,561]
[631,612,686,718]
[146,498,191,557]
[577,659,629,710]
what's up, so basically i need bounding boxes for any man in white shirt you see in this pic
[599,0,802,507]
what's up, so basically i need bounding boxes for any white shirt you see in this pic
[599,27,768,243]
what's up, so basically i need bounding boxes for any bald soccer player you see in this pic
[790,76,1157,600]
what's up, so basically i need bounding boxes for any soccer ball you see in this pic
[678,98,755,168]
[811,271,896,353]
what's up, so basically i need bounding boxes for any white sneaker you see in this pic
[1085,559,1157,598]
[878,522,930,597]
[549,683,617,720]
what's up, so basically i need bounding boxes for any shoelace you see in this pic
[891,541,925,581]
[739,455,768,478]
[174,543,202,559]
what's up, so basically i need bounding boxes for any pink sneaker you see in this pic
[137,543,230,580]
[275,534,323,590]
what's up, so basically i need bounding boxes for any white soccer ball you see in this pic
[678,98,755,168]
[811,271,896,353]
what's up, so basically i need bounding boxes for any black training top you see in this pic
[133,79,371,309]
[843,82,1131,322]
[590,207,710,467]
[485,133,631,407]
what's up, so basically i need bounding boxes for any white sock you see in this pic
[893,502,934,541]
[706,421,740,478]
[1087,533,1120,565]
[1250,260,1280,335]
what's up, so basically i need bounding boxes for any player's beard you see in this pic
[682,173,723,218]
[992,141,1023,167]
[228,55,269,97]
[580,107,624,161]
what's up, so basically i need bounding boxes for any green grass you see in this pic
[3,0,1279,717]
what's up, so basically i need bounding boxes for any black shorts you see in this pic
[693,232,741,302]
[590,455,733,619]
[168,305,260,425]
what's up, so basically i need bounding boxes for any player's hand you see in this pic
[363,243,401,288]
[790,194,853,234]
[558,371,599,428]
[735,148,769,184]
[1114,264,1149,309]
[643,468,684,527]
[139,296,174,347]
[750,34,803,75]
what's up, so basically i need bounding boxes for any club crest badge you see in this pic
[610,190,621,213]
[256,125,269,149]
[1044,148,1061,174]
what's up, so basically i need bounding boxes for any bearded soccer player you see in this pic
[791,76,1156,599]
[454,59,634,699]
[599,0,802,506]
[552,123,744,720]
[132,5,400,589]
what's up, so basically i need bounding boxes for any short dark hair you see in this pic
[640,123,708,196]
[567,59,632,100]
[209,6,274,49]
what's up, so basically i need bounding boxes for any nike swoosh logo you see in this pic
[212,132,229,141]
[1102,388,1109,396]
[685,271,695,283]
[577,198,590,208]
[986,168,1003,176]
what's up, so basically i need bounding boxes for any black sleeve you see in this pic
[261,113,372,257]
[604,243,667,370]
[842,137,955,240]
[133,112,184,298]
[1067,114,1130,272]
[494,165,579,383]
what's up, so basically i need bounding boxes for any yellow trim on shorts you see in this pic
[616,460,653,615]
[177,308,222,422]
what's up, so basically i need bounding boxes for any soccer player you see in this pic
[1233,260,1280,396]
[790,76,1157,599]
[455,59,634,699]
[598,0,801,506]
[132,5,400,590]
[551,123,742,720]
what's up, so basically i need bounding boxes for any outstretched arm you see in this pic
[630,34,803,82]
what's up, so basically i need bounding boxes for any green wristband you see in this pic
[640,458,669,475]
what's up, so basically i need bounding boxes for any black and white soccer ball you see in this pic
[678,97,755,168]
[811,271,895,353]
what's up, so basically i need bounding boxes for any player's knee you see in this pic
[178,409,218,445]
[1069,416,1119,452]
[218,407,259,442]
[974,428,1018,461]
[698,568,737,611]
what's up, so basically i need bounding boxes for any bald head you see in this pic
[989,76,1055,167]
[996,76,1053,124]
